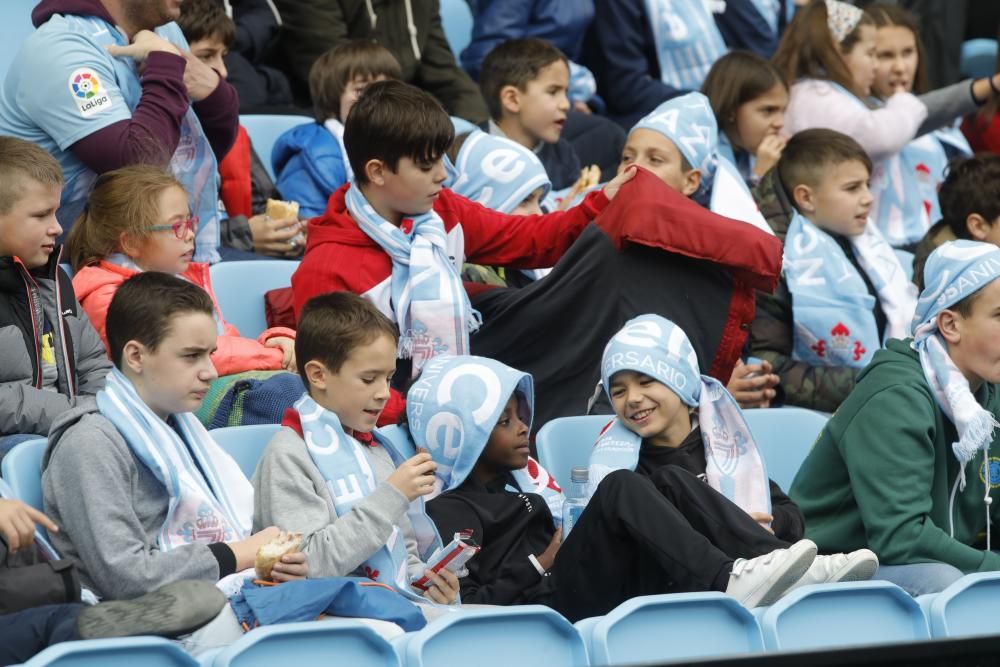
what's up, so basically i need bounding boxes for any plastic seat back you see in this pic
[960,39,999,80]
[580,593,765,666]
[213,620,399,667]
[209,260,299,339]
[0,0,35,77]
[759,581,930,652]
[928,572,1000,638]
[535,415,610,489]
[210,424,281,479]
[239,114,312,181]
[23,636,198,667]
[402,606,586,667]
[1,437,47,513]
[742,407,828,490]
[439,0,474,58]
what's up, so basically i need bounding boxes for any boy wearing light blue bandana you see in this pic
[253,292,460,610]
[413,352,871,619]
[792,240,1000,595]
[621,92,772,234]
[751,129,918,413]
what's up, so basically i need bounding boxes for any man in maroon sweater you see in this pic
[0,0,239,263]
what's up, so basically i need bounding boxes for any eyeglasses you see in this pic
[148,215,198,239]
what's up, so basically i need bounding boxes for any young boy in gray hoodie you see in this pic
[42,273,306,650]
[252,291,460,609]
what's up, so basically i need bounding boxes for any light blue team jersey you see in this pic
[0,14,221,262]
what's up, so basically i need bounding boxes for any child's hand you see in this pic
[0,498,58,552]
[420,567,460,604]
[749,512,775,534]
[248,214,302,257]
[387,452,437,501]
[752,135,787,179]
[535,528,562,571]
[270,551,309,582]
[727,359,779,409]
[602,165,638,201]
[572,100,592,115]
[265,336,296,372]
[106,30,181,61]
[229,525,281,571]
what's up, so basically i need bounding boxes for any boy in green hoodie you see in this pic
[791,240,1000,595]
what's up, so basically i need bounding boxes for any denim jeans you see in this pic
[873,562,965,596]
[0,603,83,665]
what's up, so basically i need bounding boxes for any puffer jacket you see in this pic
[72,261,295,377]
[272,122,348,218]
[0,248,111,436]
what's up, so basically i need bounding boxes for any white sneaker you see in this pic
[724,539,817,608]
[784,548,879,594]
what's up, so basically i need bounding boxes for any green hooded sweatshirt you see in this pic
[790,338,1000,573]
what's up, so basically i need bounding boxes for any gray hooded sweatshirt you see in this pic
[42,405,229,600]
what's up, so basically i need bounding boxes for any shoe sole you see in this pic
[75,580,226,640]
[827,549,880,584]
[743,539,818,608]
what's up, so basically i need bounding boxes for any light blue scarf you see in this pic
[293,393,441,600]
[784,211,916,368]
[644,0,727,90]
[97,368,252,551]
[592,315,772,516]
[632,93,772,233]
[450,130,551,213]
[913,240,1000,547]
[406,355,566,527]
[345,184,481,375]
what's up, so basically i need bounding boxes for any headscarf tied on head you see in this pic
[825,0,863,43]
[591,314,771,517]
[449,130,552,214]
[405,354,566,526]
[630,92,773,234]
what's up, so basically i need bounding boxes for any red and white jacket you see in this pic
[291,184,611,318]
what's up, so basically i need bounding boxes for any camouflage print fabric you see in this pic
[750,169,859,413]
[912,220,958,291]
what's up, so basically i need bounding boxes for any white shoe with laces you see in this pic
[783,548,879,594]
[724,539,818,608]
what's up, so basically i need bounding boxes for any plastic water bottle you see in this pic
[561,467,590,541]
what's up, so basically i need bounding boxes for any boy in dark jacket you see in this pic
[0,138,111,454]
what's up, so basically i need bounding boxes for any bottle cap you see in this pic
[570,467,589,483]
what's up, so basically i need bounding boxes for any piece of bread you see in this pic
[254,530,303,580]
[265,198,300,220]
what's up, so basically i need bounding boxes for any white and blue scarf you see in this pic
[345,184,481,375]
[645,0,727,91]
[323,118,354,183]
[406,354,566,527]
[914,241,1000,547]
[97,369,253,551]
[785,211,917,368]
[294,393,441,600]
[592,315,771,517]
[450,130,552,214]
[632,93,772,234]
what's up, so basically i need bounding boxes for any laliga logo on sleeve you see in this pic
[68,68,113,118]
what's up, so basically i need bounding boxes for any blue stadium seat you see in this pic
[23,636,198,667]
[400,606,587,667]
[0,0,35,77]
[209,259,299,339]
[758,581,930,652]
[239,114,313,181]
[535,415,610,489]
[960,39,998,80]
[926,572,1000,638]
[439,0,474,59]
[742,407,828,490]
[212,620,399,667]
[894,248,915,282]
[1,437,47,513]
[209,424,281,479]
[579,593,765,666]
